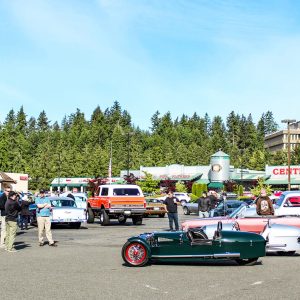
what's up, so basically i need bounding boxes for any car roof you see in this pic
[282,191,300,195]
[100,185,140,188]
[48,196,75,201]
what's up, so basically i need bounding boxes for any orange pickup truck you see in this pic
[87,184,146,226]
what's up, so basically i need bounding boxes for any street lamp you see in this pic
[281,119,296,190]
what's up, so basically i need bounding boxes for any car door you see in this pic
[238,217,268,233]
[277,196,300,216]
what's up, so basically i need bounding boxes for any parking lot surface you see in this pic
[0,208,299,300]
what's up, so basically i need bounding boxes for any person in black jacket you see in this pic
[0,187,11,248]
[20,195,30,230]
[163,191,179,231]
[197,192,211,218]
[5,191,21,252]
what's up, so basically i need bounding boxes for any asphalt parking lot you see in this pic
[1,208,300,300]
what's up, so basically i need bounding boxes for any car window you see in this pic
[113,188,140,196]
[51,200,77,207]
[286,196,300,207]
[101,188,109,196]
[275,194,285,207]
[74,196,85,202]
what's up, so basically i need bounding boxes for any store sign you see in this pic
[266,166,300,177]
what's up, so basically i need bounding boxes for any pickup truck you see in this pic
[87,184,146,226]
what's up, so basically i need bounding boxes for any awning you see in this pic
[231,174,266,181]
[195,179,210,184]
[51,184,67,187]
[208,182,224,189]
[0,172,17,183]
[265,178,300,185]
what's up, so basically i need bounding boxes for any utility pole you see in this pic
[281,119,296,190]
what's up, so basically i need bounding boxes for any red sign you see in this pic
[272,167,300,175]
[19,176,28,181]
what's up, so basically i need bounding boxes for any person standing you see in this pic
[163,191,179,231]
[20,195,30,230]
[35,189,57,247]
[256,189,274,216]
[197,192,211,218]
[5,191,21,252]
[0,187,10,248]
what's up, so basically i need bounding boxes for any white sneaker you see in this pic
[7,249,18,253]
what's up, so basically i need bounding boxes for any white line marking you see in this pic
[251,281,263,285]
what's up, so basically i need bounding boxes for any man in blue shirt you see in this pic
[35,190,57,247]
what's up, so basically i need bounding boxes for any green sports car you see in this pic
[122,222,266,267]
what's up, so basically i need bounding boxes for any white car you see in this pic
[158,192,191,204]
[201,222,300,255]
[50,196,87,229]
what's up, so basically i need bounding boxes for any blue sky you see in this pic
[1,0,300,130]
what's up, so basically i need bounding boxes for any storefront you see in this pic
[0,172,28,192]
[50,177,92,193]
[265,166,300,188]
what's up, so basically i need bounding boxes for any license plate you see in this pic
[154,207,160,211]
[124,211,131,215]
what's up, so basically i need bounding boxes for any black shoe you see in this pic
[39,242,44,247]
[49,243,57,247]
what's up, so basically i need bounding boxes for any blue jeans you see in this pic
[167,212,179,231]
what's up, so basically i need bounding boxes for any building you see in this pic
[264,121,300,152]
[0,172,29,192]
[265,165,300,187]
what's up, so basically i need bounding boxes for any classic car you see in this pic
[50,196,87,228]
[202,222,300,255]
[61,192,87,209]
[121,222,266,267]
[182,205,300,234]
[144,198,167,217]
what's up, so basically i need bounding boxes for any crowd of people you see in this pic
[0,188,57,253]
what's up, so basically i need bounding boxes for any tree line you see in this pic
[0,101,299,190]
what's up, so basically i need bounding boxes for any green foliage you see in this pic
[250,177,273,196]
[136,171,160,194]
[0,104,284,190]
[175,181,187,193]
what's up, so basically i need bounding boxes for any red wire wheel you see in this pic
[122,242,149,267]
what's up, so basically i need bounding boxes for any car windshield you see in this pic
[216,201,240,210]
[113,188,140,196]
[51,199,77,207]
[275,194,285,207]
[229,205,247,218]
[74,196,85,202]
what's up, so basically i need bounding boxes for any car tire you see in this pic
[132,216,143,225]
[99,209,110,226]
[159,213,165,218]
[183,207,190,215]
[122,241,149,267]
[70,222,81,229]
[86,207,94,223]
[235,258,259,266]
[277,251,296,256]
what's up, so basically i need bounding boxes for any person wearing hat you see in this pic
[256,189,274,216]
[4,191,21,252]
[35,189,57,247]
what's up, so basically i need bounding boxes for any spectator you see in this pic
[163,191,179,231]
[0,186,10,248]
[256,189,274,216]
[20,195,30,230]
[5,191,21,252]
[35,189,57,247]
[209,191,218,208]
[197,192,211,218]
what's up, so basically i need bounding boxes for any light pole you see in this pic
[281,119,296,190]
[125,132,134,177]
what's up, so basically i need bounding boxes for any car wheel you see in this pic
[159,213,165,218]
[99,209,110,226]
[70,222,81,229]
[277,251,296,256]
[86,207,94,223]
[183,207,190,215]
[132,216,143,225]
[122,241,149,267]
[235,258,259,266]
